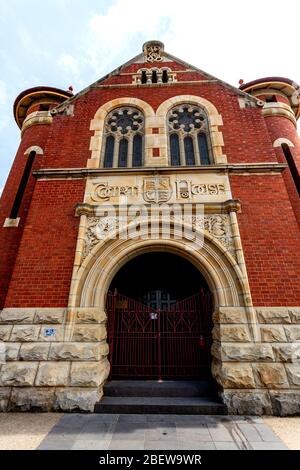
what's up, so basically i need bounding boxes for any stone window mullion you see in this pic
[179,133,186,166]
[127,135,133,167]
[192,133,201,165]
[113,137,120,168]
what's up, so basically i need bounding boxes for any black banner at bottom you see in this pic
[0,450,299,467]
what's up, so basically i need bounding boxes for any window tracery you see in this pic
[102,107,144,168]
[168,105,212,166]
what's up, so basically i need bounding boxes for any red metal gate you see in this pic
[106,290,213,380]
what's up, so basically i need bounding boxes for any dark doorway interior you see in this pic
[109,252,210,304]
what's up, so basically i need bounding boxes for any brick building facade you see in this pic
[0,41,299,414]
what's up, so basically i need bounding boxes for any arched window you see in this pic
[167,104,212,166]
[10,151,36,219]
[101,107,144,168]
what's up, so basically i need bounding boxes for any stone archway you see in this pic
[67,221,254,404]
[76,236,246,310]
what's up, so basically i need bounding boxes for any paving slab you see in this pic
[3,413,288,450]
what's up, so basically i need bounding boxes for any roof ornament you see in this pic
[143,40,164,63]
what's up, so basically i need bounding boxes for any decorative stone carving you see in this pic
[83,216,117,259]
[193,214,235,257]
[82,213,235,261]
[143,176,172,203]
[143,41,164,63]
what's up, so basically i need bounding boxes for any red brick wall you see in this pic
[0,124,51,308]
[4,179,85,307]
[230,174,300,306]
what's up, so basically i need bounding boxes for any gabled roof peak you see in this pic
[52,41,260,113]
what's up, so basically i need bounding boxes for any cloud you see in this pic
[82,0,173,76]
[0,81,7,105]
[78,0,300,88]
[58,53,81,77]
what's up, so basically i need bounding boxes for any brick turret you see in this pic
[240,77,300,221]
[0,86,72,308]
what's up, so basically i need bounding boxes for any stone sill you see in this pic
[3,218,20,228]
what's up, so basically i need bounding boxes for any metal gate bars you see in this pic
[106,290,213,380]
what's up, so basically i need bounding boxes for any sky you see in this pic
[0,0,300,192]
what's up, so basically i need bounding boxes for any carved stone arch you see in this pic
[87,97,155,168]
[69,220,248,311]
[24,145,44,155]
[67,217,257,398]
[156,95,227,164]
[273,137,295,148]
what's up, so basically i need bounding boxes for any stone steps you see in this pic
[95,380,227,414]
[94,396,227,414]
[103,380,216,398]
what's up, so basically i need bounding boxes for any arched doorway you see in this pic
[106,252,213,381]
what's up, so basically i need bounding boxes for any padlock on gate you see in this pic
[199,335,205,348]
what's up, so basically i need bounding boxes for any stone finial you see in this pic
[143,40,164,63]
